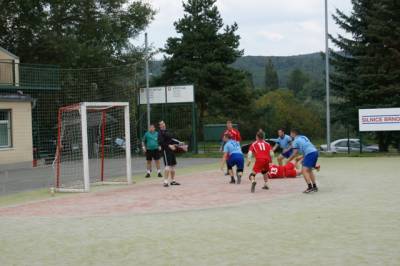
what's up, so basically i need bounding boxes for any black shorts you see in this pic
[162,149,177,166]
[146,149,160,161]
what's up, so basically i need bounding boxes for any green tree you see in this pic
[264,58,279,90]
[331,0,400,151]
[298,79,324,100]
[254,89,323,139]
[287,68,310,96]
[161,0,251,127]
[0,0,155,67]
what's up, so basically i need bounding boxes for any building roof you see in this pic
[0,46,19,59]
[0,93,33,102]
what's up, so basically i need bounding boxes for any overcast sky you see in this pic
[135,0,353,58]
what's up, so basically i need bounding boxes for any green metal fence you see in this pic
[138,102,198,153]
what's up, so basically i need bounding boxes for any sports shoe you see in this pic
[262,184,269,190]
[313,186,318,192]
[157,172,163,178]
[251,182,257,193]
[303,188,314,194]
[145,173,151,178]
[237,175,241,184]
[229,178,236,184]
[163,183,169,187]
[170,181,181,186]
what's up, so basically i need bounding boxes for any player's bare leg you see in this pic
[236,171,242,184]
[309,170,317,191]
[163,167,170,187]
[277,155,284,166]
[170,167,175,180]
[262,172,269,190]
[302,167,314,193]
[155,160,162,177]
[145,160,152,177]
[249,173,257,193]
[170,166,180,186]
[229,168,235,184]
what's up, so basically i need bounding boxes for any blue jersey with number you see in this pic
[292,135,317,156]
[276,134,292,150]
[223,140,242,155]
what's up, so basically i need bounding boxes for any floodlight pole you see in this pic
[145,32,151,129]
[325,0,331,152]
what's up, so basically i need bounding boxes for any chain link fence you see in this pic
[0,62,145,195]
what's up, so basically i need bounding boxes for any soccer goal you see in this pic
[54,102,132,192]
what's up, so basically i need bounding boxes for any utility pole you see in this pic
[145,32,150,129]
[325,0,331,152]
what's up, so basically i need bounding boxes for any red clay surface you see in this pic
[0,170,305,217]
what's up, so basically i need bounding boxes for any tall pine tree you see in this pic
[264,58,279,90]
[287,68,309,96]
[331,0,400,151]
[161,0,252,127]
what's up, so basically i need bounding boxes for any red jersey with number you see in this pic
[268,162,297,178]
[249,140,272,161]
[223,128,242,142]
[268,164,285,178]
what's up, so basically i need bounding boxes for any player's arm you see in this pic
[220,152,229,170]
[282,138,293,153]
[157,132,165,151]
[246,151,253,167]
[272,143,279,152]
[281,145,291,154]
[287,148,298,162]
[236,130,242,142]
[219,130,228,151]
[293,156,303,167]
[141,134,147,152]
[171,138,181,145]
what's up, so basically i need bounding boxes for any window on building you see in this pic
[0,110,11,148]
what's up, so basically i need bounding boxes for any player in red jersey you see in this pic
[268,157,320,179]
[268,160,301,179]
[221,120,242,175]
[246,130,272,193]
[222,120,242,143]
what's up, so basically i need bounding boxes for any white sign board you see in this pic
[140,85,194,104]
[359,108,400,132]
[166,85,194,103]
[139,87,166,104]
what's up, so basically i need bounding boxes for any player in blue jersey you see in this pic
[272,129,293,165]
[220,133,244,184]
[287,129,319,193]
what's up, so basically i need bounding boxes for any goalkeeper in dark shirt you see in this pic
[158,121,181,187]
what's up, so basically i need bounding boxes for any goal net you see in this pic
[54,102,132,192]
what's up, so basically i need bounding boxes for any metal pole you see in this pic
[145,32,151,129]
[192,102,198,154]
[325,0,331,152]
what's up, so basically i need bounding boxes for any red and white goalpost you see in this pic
[54,102,132,192]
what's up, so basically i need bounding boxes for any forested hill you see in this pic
[150,52,325,89]
[232,53,324,88]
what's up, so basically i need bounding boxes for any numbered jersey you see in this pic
[268,165,285,178]
[249,140,272,161]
